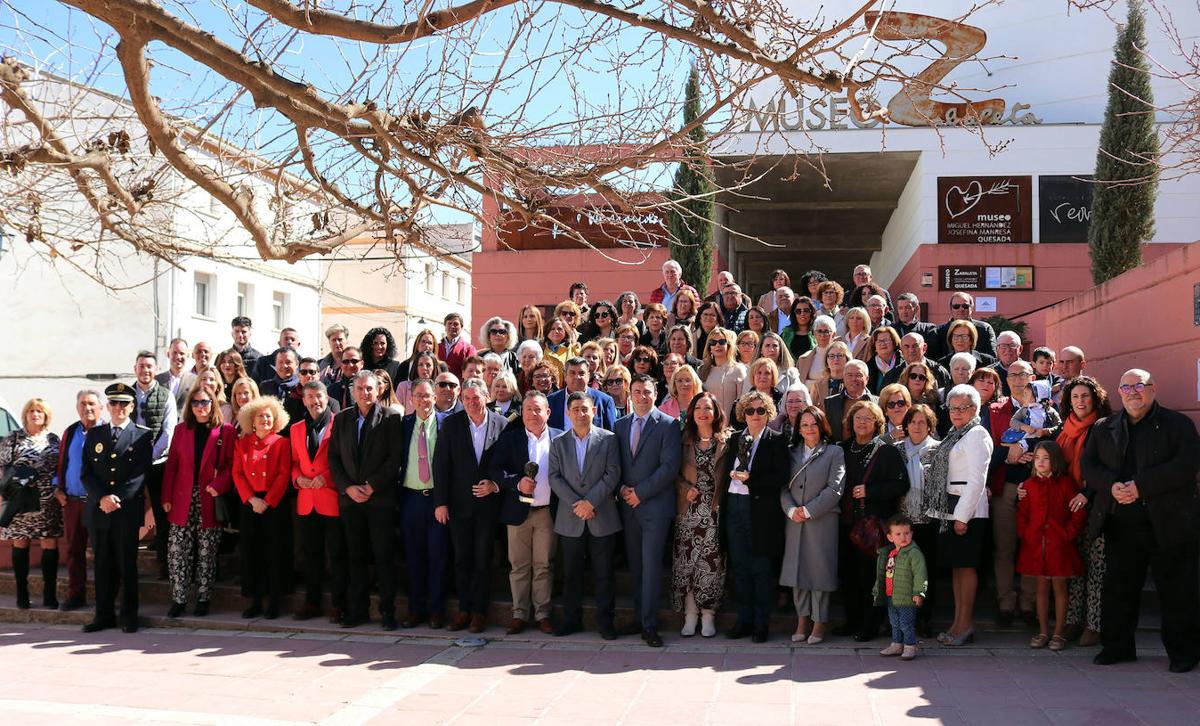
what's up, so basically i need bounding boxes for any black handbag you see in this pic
[211,433,230,524]
[0,438,41,527]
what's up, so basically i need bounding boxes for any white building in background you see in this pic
[0,71,326,421]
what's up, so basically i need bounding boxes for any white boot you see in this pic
[681,591,699,637]
[700,609,717,638]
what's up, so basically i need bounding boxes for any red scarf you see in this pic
[1056,411,1097,484]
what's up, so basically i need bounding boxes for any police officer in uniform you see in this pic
[80,383,154,633]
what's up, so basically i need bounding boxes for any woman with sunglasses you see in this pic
[692,301,723,355]
[553,301,584,332]
[796,314,838,388]
[628,345,660,383]
[478,316,520,373]
[782,297,818,359]
[603,365,632,418]
[698,328,746,421]
[161,383,237,618]
[582,300,617,341]
[878,384,912,443]
[901,362,941,410]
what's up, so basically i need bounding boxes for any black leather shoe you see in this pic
[726,623,753,639]
[400,613,424,629]
[341,615,366,629]
[60,597,87,612]
[617,621,642,636]
[599,626,618,641]
[381,614,397,632]
[853,630,878,643]
[831,623,856,637]
[642,629,663,648]
[242,603,263,619]
[752,630,768,644]
[263,604,279,620]
[167,602,186,619]
[1168,659,1197,674]
[1093,650,1137,666]
[553,622,582,637]
[194,601,210,617]
[82,619,114,633]
[121,622,138,634]
[995,609,1015,627]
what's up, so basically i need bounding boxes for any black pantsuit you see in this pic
[560,530,617,628]
[341,502,397,620]
[90,499,144,625]
[449,516,496,615]
[298,511,347,610]
[145,461,169,568]
[239,502,290,603]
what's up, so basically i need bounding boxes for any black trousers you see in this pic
[449,512,498,615]
[839,523,883,636]
[560,529,617,628]
[299,511,347,610]
[239,502,289,603]
[145,462,168,565]
[341,501,397,620]
[91,497,143,625]
[1101,513,1200,664]
[913,522,938,628]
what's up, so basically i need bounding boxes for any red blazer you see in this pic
[289,421,337,517]
[232,432,292,508]
[438,337,477,379]
[1016,474,1087,578]
[161,422,237,528]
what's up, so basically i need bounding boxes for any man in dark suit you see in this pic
[613,374,682,647]
[1082,369,1200,673]
[547,357,618,431]
[396,379,450,629]
[259,348,300,401]
[433,378,508,633]
[254,328,302,383]
[154,337,197,413]
[929,292,998,361]
[328,370,403,630]
[548,392,622,639]
[327,346,363,410]
[487,392,562,635]
[881,332,950,389]
[824,360,878,442]
[79,382,154,633]
[892,293,938,343]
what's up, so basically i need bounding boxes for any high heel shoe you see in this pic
[942,628,976,647]
[700,611,717,638]
[681,612,699,638]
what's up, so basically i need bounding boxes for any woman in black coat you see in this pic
[836,400,910,642]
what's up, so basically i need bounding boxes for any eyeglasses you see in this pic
[814,329,833,336]
[908,373,928,381]
[1119,382,1150,394]
[997,343,1020,350]
[744,407,769,417]
[489,329,507,336]
[950,303,971,310]
[886,400,908,409]
[603,378,624,386]
[618,335,637,342]
[826,353,847,361]
[950,334,972,341]
[342,358,362,365]
[948,405,975,414]
[190,399,213,408]
[299,368,319,376]
[437,381,459,389]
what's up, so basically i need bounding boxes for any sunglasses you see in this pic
[886,400,908,409]
[489,329,507,336]
[562,312,576,318]
[190,399,213,408]
[632,357,651,364]
[709,339,728,347]
[908,373,928,381]
[342,358,362,365]
[794,308,813,315]
[744,406,769,417]
[950,303,971,310]
[299,369,319,376]
[437,381,459,389]
[603,378,624,386]
[594,311,610,319]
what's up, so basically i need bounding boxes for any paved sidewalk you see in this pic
[0,622,1195,725]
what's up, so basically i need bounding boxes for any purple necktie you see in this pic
[418,422,430,483]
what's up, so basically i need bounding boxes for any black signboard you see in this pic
[1039,175,1093,243]
[938,176,1033,244]
[940,266,983,291]
[940,266,1035,291]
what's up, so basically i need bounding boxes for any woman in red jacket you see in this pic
[1017,441,1086,651]
[162,384,237,618]
[233,396,292,619]
[289,381,346,622]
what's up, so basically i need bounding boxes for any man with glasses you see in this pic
[283,357,337,424]
[988,331,1025,397]
[824,360,877,441]
[434,371,464,415]
[437,312,477,379]
[892,293,937,343]
[80,382,154,633]
[883,332,950,389]
[719,283,749,333]
[865,295,893,330]
[930,292,997,361]
[548,357,618,431]
[328,347,364,409]
[1082,369,1200,673]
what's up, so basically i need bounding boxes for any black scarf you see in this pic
[305,407,333,459]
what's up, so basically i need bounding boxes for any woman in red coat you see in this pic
[1017,441,1086,651]
[233,396,292,619]
[161,384,237,618]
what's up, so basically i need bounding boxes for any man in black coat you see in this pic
[328,370,403,630]
[80,382,154,633]
[825,360,878,442]
[929,292,998,361]
[432,378,508,633]
[1081,369,1200,673]
[892,293,938,343]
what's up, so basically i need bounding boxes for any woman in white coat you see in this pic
[921,384,993,647]
[780,406,846,645]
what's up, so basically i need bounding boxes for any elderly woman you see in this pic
[698,327,747,420]
[672,392,731,638]
[878,383,912,442]
[866,327,902,395]
[232,396,292,619]
[808,341,851,406]
[395,328,438,382]
[836,400,909,642]
[1057,376,1112,647]
[489,370,522,424]
[604,364,632,418]
[945,352,978,391]
[615,290,645,335]
[939,320,997,369]
[899,404,940,636]
[516,340,546,394]
[724,390,789,642]
[517,304,544,343]
[396,351,443,411]
[796,315,837,387]
[769,385,813,440]
[216,349,249,402]
[781,406,846,644]
[922,384,992,646]
[640,303,671,355]
[660,364,702,421]
[692,301,722,355]
[667,325,702,370]
[670,289,699,329]
[782,297,817,359]
[162,383,237,618]
[479,316,520,372]
[541,316,580,371]
[1,398,62,610]
[843,307,872,361]
[361,327,402,383]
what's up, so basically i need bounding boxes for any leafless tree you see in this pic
[1,0,1011,277]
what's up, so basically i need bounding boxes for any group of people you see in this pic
[2,261,1197,671]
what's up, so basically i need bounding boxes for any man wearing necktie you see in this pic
[614,374,682,648]
[397,380,450,629]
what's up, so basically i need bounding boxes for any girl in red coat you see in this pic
[1017,441,1086,651]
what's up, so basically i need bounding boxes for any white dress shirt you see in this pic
[728,428,763,496]
[525,427,552,506]
[468,415,489,463]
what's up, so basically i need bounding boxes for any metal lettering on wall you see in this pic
[938,176,1033,244]
[1039,175,1093,243]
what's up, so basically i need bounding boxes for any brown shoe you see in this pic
[447,612,471,632]
[536,618,554,634]
[506,618,528,635]
[469,614,487,633]
[328,608,343,625]
[1079,629,1101,647]
[429,613,445,629]
[293,603,320,621]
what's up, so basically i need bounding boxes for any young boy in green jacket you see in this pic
[874,514,928,661]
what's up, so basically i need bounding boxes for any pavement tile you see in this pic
[1043,707,1143,725]
[708,700,793,723]
[879,706,969,725]
[961,705,1055,726]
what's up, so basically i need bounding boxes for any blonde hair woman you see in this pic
[843,307,872,361]
[1,398,61,609]
[698,327,747,419]
[224,376,260,428]
[232,396,291,620]
[660,363,703,420]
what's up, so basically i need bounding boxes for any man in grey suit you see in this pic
[614,374,682,647]
[548,391,622,639]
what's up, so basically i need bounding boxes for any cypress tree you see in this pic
[667,65,714,295]
[1088,0,1159,284]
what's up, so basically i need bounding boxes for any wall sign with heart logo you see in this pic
[937,175,1032,244]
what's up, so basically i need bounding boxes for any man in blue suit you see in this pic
[547,357,618,431]
[487,391,562,635]
[614,374,682,647]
